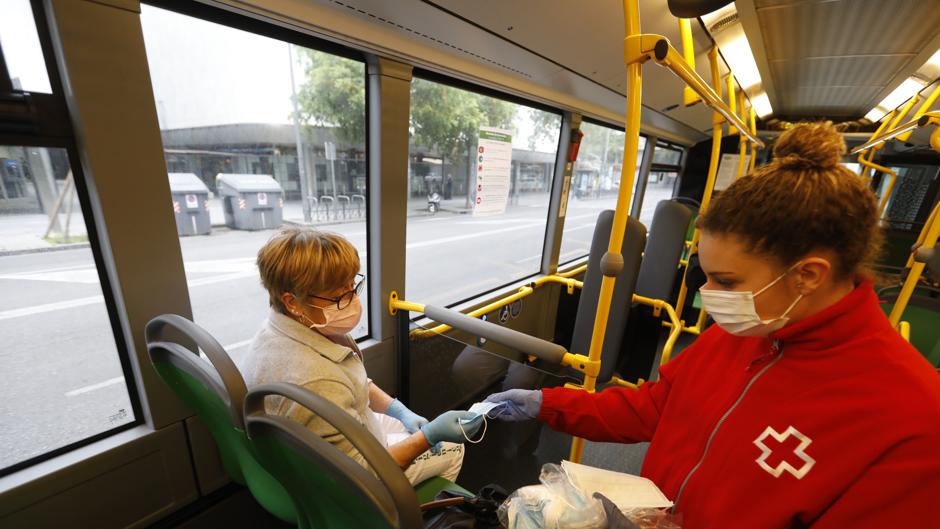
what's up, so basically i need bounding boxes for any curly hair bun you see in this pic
[772,121,845,170]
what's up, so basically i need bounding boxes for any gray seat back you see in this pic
[245,382,422,529]
[570,210,647,383]
[635,200,693,301]
[145,314,247,428]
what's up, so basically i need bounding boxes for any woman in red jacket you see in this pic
[485,122,940,528]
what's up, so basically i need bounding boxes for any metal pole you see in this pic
[570,0,642,463]
[288,44,312,223]
[328,149,337,198]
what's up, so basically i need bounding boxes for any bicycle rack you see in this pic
[337,195,350,220]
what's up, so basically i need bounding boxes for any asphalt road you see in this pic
[0,192,633,469]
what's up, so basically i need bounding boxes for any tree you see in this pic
[409,79,515,204]
[295,49,365,145]
[297,56,517,204]
[527,110,562,151]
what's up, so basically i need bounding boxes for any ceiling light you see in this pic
[926,48,940,69]
[702,3,771,118]
[752,92,773,119]
[866,78,928,123]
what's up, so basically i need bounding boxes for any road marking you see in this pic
[65,376,124,397]
[406,222,543,249]
[563,223,597,232]
[65,339,254,397]
[0,295,105,321]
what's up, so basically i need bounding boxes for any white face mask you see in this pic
[700,263,803,337]
[300,295,362,337]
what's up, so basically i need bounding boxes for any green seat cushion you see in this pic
[879,303,940,366]
[414,476,473,504]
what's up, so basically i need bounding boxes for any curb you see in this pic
[0,242,91,257]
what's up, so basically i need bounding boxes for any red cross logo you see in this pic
[753,426,815,479]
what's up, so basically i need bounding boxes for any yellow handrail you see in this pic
[388,291,598,379]
[899,321,911,343]
[907,196,940,268]
[857,109,896,179]
[407,274,582,337]
[856,158,898,216]
[673,46,724,332]
[898,84,940,142]
[851,111,939,155]
[643,38,764,148]
[557,262,588,278]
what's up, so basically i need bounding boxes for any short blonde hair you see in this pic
[257,227,361,314]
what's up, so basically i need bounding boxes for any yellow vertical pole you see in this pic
[877,170,897,216]
[679,18,701,107]
[674,46,724,324]
[736,91,748,179]
[858,109,896,180]
[907,199,940,268]
[748,106,758,172]
[727,75,738,136]
[889,199,940,326]
[570,0,644,464]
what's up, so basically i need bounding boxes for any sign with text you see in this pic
[713,152,751,192]
[473,127,513,217]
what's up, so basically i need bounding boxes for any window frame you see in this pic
[0,0,144,478]
[556,116,653,266]
[405,70,565,311]
[141,0,375,342]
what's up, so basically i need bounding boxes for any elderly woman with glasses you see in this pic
[241,227,480,484]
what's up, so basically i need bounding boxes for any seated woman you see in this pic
[241,228,480,484]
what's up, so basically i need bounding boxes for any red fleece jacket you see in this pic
[539,281,940,528]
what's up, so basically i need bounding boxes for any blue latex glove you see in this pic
[385,398,428,434]
[421,410,483,445]
[484,389,543,421]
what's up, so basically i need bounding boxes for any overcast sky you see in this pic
[1,2,558,152]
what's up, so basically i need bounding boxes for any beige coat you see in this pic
[240,310,384,468]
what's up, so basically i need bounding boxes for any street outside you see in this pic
[0,177,674,469]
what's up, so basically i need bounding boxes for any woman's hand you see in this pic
[385,399,429,434]
[484,389,543,421]
[420,411,483,445]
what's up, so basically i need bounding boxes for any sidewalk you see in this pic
[0,213,89,254]
[0,197,475,255]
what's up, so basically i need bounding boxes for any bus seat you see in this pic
[635,200,693,301]
[244,382,424,529]
[570,209,647,384]
[616,200,693,382]
[876,287,940,366]
[144,315,296,524]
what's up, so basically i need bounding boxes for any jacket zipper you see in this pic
[672,340,784,510]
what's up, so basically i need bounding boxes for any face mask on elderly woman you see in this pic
[301,295,362,336]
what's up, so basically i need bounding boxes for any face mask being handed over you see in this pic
[301,295,362,337]
[699,262,803,338]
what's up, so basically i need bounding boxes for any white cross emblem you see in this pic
[753,426,816,479]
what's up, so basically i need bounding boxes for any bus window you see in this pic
[0,146,137,474]
[637,142,684,227]
[405,78,561,306]
[140,6,370,360]
[558,122,645,264]
[0,0,52,93]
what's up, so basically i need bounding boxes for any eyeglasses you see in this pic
[309,273,365,310]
